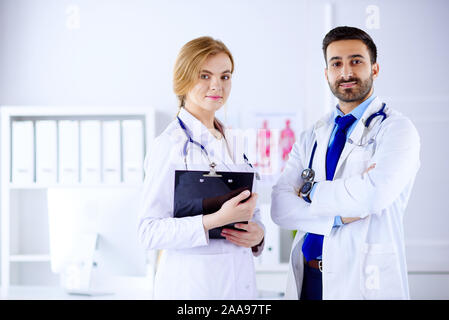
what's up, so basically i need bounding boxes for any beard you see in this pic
[328,74,373,103]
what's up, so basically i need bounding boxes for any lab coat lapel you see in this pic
[333,97,383,176]
[177,107,211,147]
[179,108,237,169]
[334,125,361,177]
[312,115,334,181]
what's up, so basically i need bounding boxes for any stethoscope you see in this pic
[177,116,260,179]
[301,103,387,181]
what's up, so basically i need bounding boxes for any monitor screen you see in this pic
[47,186,150,295]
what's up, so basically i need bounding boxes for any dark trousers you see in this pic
[300,264,322,300]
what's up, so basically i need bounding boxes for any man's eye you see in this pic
[331,62,341,67]
[222,75,231,80]
[352,60,361,65]
[200,74,209,79]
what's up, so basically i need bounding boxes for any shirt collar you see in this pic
[334,93,376,121]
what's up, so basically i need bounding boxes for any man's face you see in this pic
[325,39,379,103]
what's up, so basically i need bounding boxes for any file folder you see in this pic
[122,120,144,183]
[80,120,101,184]
[174,169,254,239]
[58,120,79,184]
[36,120,57,184]
[11,121,34,184]
[102,121,121,184]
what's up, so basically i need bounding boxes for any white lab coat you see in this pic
[138,107,264,300]
[271,97,420,300]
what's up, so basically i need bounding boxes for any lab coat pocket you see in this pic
[156,251,236,299]
[346,148,374,175]
[347,144,374,163]
[182,252,236,299]
[359,243,404,300]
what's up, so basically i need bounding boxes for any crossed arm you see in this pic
[298,163,377,224]
[272,118,420,234]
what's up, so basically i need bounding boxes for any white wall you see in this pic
[1,0,448,298]
[0,0,326,133]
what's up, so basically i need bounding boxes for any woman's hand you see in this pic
[221,222,264,248]
[219,191,257,224]
[202,190,257,232]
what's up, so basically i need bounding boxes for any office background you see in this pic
[0,0,448,299]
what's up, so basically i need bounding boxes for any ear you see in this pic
[324,67,328,82]
[371,62,380,79]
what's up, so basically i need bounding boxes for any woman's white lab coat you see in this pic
[138,107,264,300]
[271,97,420,299]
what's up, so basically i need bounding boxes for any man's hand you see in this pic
[364,163,376,174]
[341,163,376,224]
[341,217,361,224]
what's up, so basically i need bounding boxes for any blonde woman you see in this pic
[138,36,265,299]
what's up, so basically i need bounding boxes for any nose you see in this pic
[209,76,221,91]
[340,64,354,79]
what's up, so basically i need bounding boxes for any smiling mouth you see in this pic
[339,81,357,88]
[206,96,222,100]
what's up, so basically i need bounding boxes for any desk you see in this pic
[3,285,153,300]
[3,286,285,300]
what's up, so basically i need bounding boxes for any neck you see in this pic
[338,89,373,115]
[184,103,215,129]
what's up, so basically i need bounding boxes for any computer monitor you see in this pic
[47,186,154,296]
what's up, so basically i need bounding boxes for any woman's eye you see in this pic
[352,60,361,65]
[200,74,209,79]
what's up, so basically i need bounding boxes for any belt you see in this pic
[304,258,322,272]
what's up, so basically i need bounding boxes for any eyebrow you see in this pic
[201,69,232,74]
[328,54,366,62]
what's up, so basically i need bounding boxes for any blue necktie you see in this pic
[302,114,356,262]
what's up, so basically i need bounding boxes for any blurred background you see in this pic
[0,0,448,299]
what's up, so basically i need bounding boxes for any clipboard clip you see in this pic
[203,162,222,177]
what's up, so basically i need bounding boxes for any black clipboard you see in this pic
[173,169,254,239]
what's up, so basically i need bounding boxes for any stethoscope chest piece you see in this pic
[301,168,315,182]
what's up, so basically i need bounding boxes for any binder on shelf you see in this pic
[122,120,144,183]
[35,120,57,184]
[11,120,34,184]
[102,120,121,184]
[58,120,80,184]
[80,120,101,184]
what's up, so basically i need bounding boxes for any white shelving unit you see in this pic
[0,106,155,298]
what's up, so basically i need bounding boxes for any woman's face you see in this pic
[185,52,232,117]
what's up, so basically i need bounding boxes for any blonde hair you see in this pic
[173,36,234,108]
